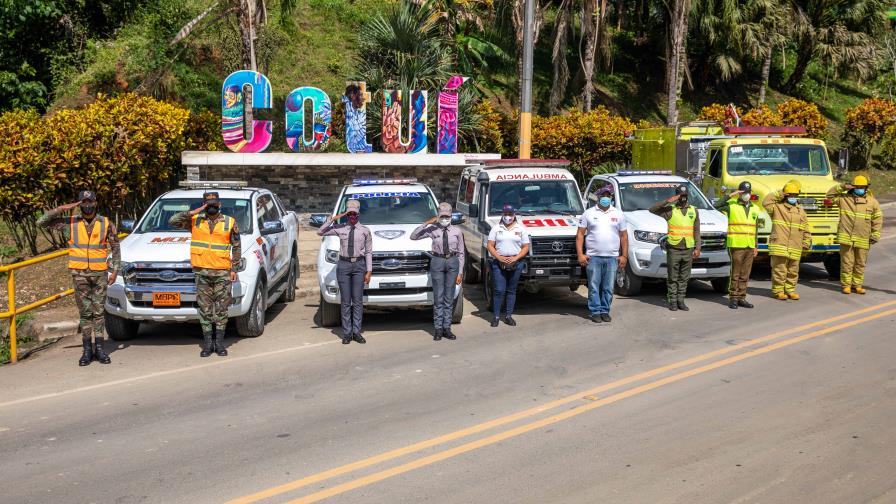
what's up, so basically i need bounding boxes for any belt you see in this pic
[431,252,457,258]
[339,256,363,262]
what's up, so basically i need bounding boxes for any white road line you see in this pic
[0,339,340,409]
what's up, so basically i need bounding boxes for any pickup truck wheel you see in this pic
[614,264,642,297]
[279,255,297,303]
[105,313,139,341]
[235,281,266,337]
[823,253,841,279]
[710,277,730,293]
[463,250,480,284]
[451,285,464,324]
[319,294,341,327]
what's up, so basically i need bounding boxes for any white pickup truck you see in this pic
[583,171,731,296]
[104,181,300,339]
[311,178,463,327]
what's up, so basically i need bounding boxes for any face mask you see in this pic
[347,214,359,225]
[598,197,612,208]
[205,205,219,215]
[502,215,514,224]
[786,197,798,205]
[677,197,688,206]
[740,193,751,203]
[854,188,866,197]
[81,205,96,216]
[439,217,451,227]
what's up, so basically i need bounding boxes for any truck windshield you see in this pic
[618,181,712,211]
[337,191,439,224]
[727,145,829,175]
[488,181,584,216]
[135,198,253,234]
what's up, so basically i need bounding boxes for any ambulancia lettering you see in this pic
[493,173,571,181]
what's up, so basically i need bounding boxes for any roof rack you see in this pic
[178,180,248,189]
[352,178,419,186]
[723,126,807,137]
[481,159,570,168]
[616,170,673,176]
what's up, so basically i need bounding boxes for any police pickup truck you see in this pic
[455,159,587,304]
[310,178,463,327]
[104,181,300,339]
[582,171,730,296]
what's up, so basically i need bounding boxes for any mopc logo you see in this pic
[221,71,470,155]
[150,237,191,244]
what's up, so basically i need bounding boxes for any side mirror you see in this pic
[451,211,466,225]
[468,203,479,219]
[309,213,328,228]
[261,220,285,235]
[120,219,135,233]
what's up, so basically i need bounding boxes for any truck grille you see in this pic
[799,193,839,220]
[701,233,727,251]
[124,263,195,287]
[531,237,577,256]
[371,251,430,274]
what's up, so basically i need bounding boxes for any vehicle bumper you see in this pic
[318,264,459,306]
[104,281,250,321]
[629,245,730,278]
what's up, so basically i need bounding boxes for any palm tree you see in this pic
[665,0,692,125]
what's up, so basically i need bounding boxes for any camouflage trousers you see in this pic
[196,270,231,334]
[72,271,107,342]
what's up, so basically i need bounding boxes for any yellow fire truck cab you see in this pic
[632,124,841,276]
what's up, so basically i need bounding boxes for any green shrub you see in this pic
[531,107,636,177]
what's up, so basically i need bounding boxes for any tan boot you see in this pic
[841,286,851,294]
[774,292,788,300]
[853,285,866,295]
[787,292,800,300]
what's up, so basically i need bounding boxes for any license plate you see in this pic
[152,292,181,307]
[379,282,406,289]
[694,258,709,265]
[801,205,818,211]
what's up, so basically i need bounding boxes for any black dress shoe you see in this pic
[737,299,754,308]
[434,329,443,341]
[504,316,517,326]
[590,314,602,323]
[491,318,499,327]
[600,313,611,322]
[443,328,457,340]
[677,301,690,311]
[668,302,678,312]
[342,336,351,344]
[729,299,738,309]
[353,333,366,344]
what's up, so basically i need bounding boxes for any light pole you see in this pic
[518,0,535,159]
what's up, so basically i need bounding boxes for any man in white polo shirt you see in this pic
[576,185,628,323]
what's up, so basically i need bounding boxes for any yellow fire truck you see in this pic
[631,124,842,276]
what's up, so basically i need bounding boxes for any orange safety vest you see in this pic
[68,216,109,271]
[190,214,234,270]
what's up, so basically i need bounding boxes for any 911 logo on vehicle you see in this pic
[521,218,577,227]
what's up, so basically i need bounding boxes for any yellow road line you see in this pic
[282,307,896,504]
[227,300,896,504]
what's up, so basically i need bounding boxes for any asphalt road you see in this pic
[2,231,895,504]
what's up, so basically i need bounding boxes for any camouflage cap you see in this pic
[203,191,220,203]
[78,190,97,202]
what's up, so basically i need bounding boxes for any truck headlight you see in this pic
[634,230,665,243]
[121,261,136,283]
[325,249,339,264]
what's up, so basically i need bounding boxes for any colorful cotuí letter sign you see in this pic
[220,71,469,154]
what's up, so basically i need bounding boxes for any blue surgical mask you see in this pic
[786,197,798,205]
[599,197,612,208]
[854,188,866,197]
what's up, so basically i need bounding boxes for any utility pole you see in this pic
[518,0,535,159]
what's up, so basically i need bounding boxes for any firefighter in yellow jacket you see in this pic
[826,175,883,294]
[38,190,121,366]
[170,192,241,357]
[762,181,811,300]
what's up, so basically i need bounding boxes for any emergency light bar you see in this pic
[617,170,672,176]
[352,178,419,186]
[178,180,248,189]
[724,126,806,136]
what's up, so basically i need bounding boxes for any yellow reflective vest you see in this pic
[68,216,109,271]
[762,191,811,259]
[826,185,883,250]
[722,199,760,249]
[666,205,697,249]
[190,214,235,270]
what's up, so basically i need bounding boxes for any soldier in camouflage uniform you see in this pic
[38,190,120,366]
[169,192,241,357]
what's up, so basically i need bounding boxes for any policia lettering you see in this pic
[763,180,811,300]
[826,175,883,294]
[714,181,761,309]
[38,190,121,366]
[650,185,701,312]
[169,192,242,357]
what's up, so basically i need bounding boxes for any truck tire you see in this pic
[235,281,266,337]
[463,250,480,284]
[451,285,464,324]
[710,277,730,293]
[279,255,297,303]
[823,253,841,279]
[614,264,642,297]
[319,294,341,328]
[105,313,139,341]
